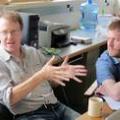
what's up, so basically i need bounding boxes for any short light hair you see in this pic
[108,19,120,31]
[0,10,23,30]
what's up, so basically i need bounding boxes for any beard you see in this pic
[109,49,120,58]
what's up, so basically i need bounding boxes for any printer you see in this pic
[38,20,70,48]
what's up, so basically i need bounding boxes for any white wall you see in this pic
[15,0,83,29]
[3,0,112,29]
[1,0,84,29]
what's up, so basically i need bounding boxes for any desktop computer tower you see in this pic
[20,12,40,48]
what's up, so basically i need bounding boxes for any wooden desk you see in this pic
[76,103,113,120]
[60,30,107,58]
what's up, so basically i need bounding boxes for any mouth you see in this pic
[6,43,16,48]
[7,42,15,45]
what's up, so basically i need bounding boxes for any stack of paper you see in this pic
[70,35,92,44]
[103,96,120,110]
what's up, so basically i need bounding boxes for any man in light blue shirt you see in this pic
[96,19,120,101]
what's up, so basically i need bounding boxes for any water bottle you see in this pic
[80,0,99,31]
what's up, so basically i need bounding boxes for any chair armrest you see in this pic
[84,81,97,96]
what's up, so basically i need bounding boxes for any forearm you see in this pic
[104,80,120,101]
[11,71,44,105]
[109,83,120,101]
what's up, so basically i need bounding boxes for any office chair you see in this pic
[84,80,97,97]
[0,103,13,120]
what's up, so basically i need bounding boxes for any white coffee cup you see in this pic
[88,96,103,117]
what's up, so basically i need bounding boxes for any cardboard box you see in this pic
[0,0,51,5]
[0,0,8,4]
[8,0,44,3]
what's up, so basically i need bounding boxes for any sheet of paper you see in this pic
[103,96,120,110]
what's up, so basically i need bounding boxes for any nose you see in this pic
[109,39,114,47]
[6,34,14,42]
[7,32,14,38]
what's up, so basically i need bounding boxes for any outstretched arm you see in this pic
[11,56,87,105]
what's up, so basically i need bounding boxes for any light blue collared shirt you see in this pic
[96,50,120,85]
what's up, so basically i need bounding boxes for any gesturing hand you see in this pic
[61,56,87,83]
[40,56,87,86]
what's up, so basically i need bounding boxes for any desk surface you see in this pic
[60,30,107,58]
[76,103,113,120]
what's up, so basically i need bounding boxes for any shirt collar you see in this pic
[0,45,12,61]
[106,51,120,64]
[0,45,25,62]
[112,57,120,64]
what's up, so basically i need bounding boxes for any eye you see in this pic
[107,37,112,41]
[0,31,8,36]
[11,30,20,35]
[0,29,20,36]
[116,38,120,42]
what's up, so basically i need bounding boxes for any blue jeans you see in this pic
[14,102,80,120]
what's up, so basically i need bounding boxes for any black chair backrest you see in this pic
[0,103,13,120]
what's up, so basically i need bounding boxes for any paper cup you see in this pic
[88,96,103,117]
